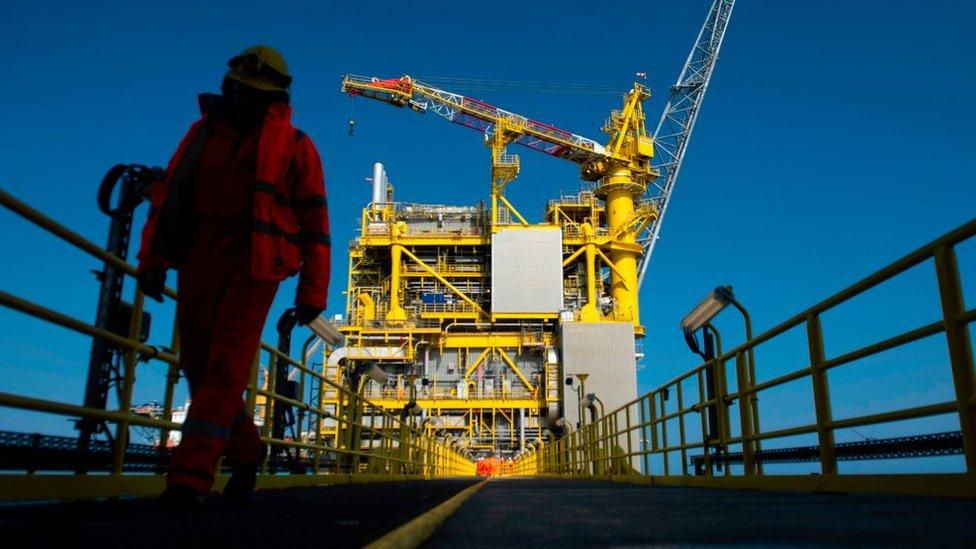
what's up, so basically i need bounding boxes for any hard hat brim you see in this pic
[226,71,288,93]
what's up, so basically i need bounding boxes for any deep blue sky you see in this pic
[1,1,974,472]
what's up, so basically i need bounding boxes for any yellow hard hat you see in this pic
[226,45,292,92]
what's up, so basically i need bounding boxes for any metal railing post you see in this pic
[659,392,669,475]
[677,382,687,475]
[697,370,711,475]
[641,395,652,475]
[806,313,837,474]
[111,290,145,474]
[261,349,277,474]
[735,351,757,475]
[158,317,181,463]
[625,404,634,474]
[934,245,976,472]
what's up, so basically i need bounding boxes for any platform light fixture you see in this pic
[307,316,343,345]
[680,285,735,334]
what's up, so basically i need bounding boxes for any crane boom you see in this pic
[637,0,735,288]
[342,75,609,164]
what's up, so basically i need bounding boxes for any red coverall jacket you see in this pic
[137,94,331,310]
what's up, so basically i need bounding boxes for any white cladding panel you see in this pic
[491,228,562,313]
[560,322,637,431]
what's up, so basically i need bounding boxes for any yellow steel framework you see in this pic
[341,74,659,329]
[510,218,976,498]
[331,75,668,458]
[0,189,474,502]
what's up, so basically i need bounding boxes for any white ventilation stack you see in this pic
[370,162,387,205]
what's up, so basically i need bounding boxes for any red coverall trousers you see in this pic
[167,121,278,493]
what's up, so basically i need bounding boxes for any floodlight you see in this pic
[679,285,734,334]
[307,316,343,345]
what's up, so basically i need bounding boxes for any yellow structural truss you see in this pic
[334,75,661,458]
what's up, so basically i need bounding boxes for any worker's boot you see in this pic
[223,465,257,503]
[160,483,203,511]
[223,442,266,503]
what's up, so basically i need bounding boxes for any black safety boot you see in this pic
[160,483,203,511]
[223,464,258,503]
[224,442,266,503]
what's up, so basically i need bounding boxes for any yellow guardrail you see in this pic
[512,218,976,497]
[0,188,474,501]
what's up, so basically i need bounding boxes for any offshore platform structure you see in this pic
[330,0,735,459]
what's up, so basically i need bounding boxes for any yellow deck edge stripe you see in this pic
[365,479,489,549]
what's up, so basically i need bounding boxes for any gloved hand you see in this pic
[138,269,166,302]
[295,304,323,326]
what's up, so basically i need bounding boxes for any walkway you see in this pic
[0,479,477,548]
[430,479,976,547]
[2,478,975,547]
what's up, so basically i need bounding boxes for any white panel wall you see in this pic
[491,228,562,313]
[560,322,638,432]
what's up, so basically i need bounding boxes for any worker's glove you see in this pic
[137,269,166,303]
[295,305,323,326]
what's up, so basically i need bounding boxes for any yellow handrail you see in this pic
[511,218,976,497]
[0,188,474,502]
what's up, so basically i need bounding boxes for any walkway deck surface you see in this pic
[0,478,478,548]
[2,478,975,547]
[427,478,976,547]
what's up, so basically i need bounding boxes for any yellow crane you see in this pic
[340,75,659,324]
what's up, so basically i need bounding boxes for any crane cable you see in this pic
[348,95,356,137]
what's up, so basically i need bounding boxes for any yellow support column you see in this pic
[579,222,601,322]
[602,170,642,327]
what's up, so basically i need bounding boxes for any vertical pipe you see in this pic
[579,223,601,322]
[371,162,384,205]
[731,299,762,473]
[934,246,976,472]
[806,313,837,474]
[706,325,731,474]
[387,239,406,321]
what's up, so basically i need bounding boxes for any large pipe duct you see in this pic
[371,162,387,205]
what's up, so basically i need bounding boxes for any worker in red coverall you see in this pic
[136,45,330,504]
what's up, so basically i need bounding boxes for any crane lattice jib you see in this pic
[341,75,609,165]
[637,0,735,288]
